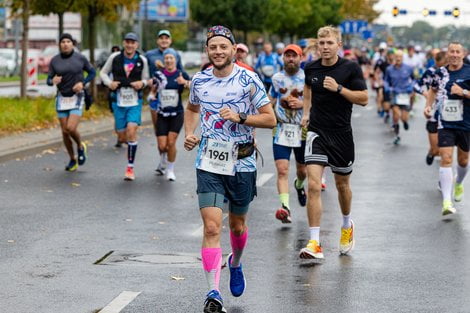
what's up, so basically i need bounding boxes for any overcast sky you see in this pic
[374,0,470,27]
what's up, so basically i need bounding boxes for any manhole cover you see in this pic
[95,251,201,268]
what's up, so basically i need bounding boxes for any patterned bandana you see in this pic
[206,25,235,45]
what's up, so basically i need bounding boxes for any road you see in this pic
[1,96,469,313]
[0,82,56,97]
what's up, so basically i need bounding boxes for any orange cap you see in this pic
[284,44,302,56]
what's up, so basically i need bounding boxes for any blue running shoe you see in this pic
[204,290,227,313]
[227,253,246,297]
[65,159,78,172]
[77,142,87,165]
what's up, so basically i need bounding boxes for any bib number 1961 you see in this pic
[199,138,237,176]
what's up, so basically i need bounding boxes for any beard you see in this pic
[210,55,233,71]
[284,62,299,75]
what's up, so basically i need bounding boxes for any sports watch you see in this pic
[463,89,469,97]
[238,112,247,124]
[337,84,343,93]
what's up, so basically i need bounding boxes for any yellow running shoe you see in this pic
[454,183,464,202]
[442,200,456,216]
[65,159,78,172]
[339,220,355,255]
[299,240,324,259]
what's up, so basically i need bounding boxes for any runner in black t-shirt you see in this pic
[373,50,395,123]
[299,26,368,260]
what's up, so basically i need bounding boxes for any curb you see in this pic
[0,112,153,163]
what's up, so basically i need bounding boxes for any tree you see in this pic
[263,0,312,39]
[190,0,266,42]
[8,0,33,99]
[76,0,139,96]
[77,0,139,67]
[288,0,344,39]
[340,0,380,23]
[31,0,76,41]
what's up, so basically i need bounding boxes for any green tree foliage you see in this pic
[340,0,380,23]
[190,0,344,40]
[190,0,266,41]
[290,0,343,38]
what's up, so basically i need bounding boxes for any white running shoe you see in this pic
[166,170,176,181]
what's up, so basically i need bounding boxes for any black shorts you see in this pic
[304,130,354,175]
[426,121,438,134]
[383,91,391,102]
[156,113,184,136]
[438,128,470,152]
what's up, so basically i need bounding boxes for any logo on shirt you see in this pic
[203,91,209,96]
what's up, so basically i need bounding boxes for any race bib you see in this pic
[160,89,179,108]
[117,87,138,107]
[261,65,275,77]
[198,139,238,176]
[441,99,463,122]
[395,93,410,106]
[275,123,301,147]
[57,94,80,111]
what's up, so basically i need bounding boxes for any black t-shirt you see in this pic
[374,58,389,74]
[304,57,367,132]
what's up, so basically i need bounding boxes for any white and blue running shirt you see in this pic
[270,69,305,125]
[190,64,270,172]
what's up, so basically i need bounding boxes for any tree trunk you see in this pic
[87,7,97,98]
[20,0,30,99]
[58,12,64,41]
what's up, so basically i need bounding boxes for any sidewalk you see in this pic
[0,111,152,162]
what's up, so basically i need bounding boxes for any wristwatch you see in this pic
[463,89,468,97]
[238,112,247,124]
[337,84,343,93]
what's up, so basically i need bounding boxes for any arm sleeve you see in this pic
[46,58,56,86]
[141,56,150,83]
[82,56,96,85]
[100,52,118,87]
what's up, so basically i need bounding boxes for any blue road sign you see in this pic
[138,0,189,21]
[339,20,368,35]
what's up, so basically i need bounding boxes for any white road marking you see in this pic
[191,213,228,237]
[99,291,141,313]
[256,173,274,187]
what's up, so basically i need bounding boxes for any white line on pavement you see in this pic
[256,173,274,187]
[98,291,141,313]
[192,213,228,237]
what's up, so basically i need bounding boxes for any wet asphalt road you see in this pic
[1,97,470,313]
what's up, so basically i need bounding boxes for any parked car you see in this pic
[0,56,11,77]
[81,49,110,69]
[38,45,58,73]
[0,48,18,76]
[180,51,203,69]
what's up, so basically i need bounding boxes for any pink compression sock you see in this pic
[201,247,222,291]
[230,228,248,267]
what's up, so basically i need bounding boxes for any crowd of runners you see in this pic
[46,25,469,313]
